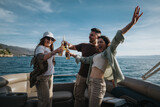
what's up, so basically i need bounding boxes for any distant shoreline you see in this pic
[0,54,33,57]
[0,54,13,57]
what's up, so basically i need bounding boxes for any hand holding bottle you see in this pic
[65,43,70,59]
[60,35,68,51]
[61,40,69,51]
[55,47,63,55]
[69,52,77,58]
[65,49,70,60]
[58,37,66,56]
[58,46,63,56]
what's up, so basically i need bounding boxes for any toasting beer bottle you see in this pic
[58,46,63,56]
[62,36,67,51]
[58,36,65,56]
[65,45,70,60]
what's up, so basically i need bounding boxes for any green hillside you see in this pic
[0,43,34,56]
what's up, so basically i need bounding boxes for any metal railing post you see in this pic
[142,62,160,80]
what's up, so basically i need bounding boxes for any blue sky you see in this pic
[0,0,160,56]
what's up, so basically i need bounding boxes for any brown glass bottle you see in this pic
[65,45,70,60]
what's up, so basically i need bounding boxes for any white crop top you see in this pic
[92,53,108,72]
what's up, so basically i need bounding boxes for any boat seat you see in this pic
[111,87,160,107]
[53,91,73,102]
[119,77,160,102]
[0,92,28,107]
[25,91,73,107]
[53,91,73,107]
[0,73,74,107]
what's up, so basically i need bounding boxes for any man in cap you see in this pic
[65,28,101,107]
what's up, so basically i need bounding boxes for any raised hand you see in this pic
[121,6,143,35]
[132,6,143,25]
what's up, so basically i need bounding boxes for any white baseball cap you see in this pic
[43,32,54,38]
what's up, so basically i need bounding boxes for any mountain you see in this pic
[0,43,34,56]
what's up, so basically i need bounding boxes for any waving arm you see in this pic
[121,6,143,35]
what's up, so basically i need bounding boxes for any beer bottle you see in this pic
[58,46,63,56]
[58,36,65,56]
[65,45,70,60]
[62,36,67,51]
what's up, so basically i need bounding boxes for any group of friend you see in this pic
[30,6,143,107]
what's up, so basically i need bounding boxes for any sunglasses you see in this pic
[45,37,55,41]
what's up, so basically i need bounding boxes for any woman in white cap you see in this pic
[30,31,62,107]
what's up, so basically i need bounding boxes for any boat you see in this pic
[0,62,160,107]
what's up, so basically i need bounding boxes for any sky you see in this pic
[0,0,160,56]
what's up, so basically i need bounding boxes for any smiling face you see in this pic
[98,38,107,52]
[44,37,54,47]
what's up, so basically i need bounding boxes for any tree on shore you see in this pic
[0,48,12,55]
[6,48,11,54]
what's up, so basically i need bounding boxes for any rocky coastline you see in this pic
[0,54,13,57]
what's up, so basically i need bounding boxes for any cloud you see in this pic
[0,8,17,22]
[0,24,22,35]
[0,0,5,5]
[135,6,160,28]
[116,26,160,56]
[33,0,53,12]
[17,0,53,13]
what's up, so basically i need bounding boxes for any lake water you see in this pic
[0,56,160,85]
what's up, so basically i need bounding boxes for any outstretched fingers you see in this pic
[137,12,143,21]
[137,6,140,14]
[137,6,143,20]
[133,6,143,22]
[135,6,139,15]
[139,12,143,17]
[136,6,143,17]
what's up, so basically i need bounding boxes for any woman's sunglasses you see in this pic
[45,37,55,41]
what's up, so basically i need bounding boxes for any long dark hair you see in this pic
[38,37,54,51]
[34,37,54,55]
[98,35,111,47]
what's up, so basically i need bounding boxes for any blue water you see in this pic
[0,56,160,85]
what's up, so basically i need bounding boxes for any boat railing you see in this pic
[142,62,160,80]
